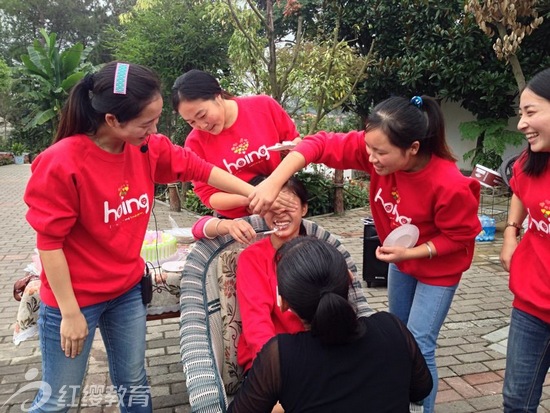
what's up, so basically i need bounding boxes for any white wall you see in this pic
[442,100,526,171]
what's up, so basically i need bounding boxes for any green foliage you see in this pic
[296,170,369,216]
[0,0,134,64]
[181,172,368,217]
[183,189,214,216]
[15,29,95,151]
[459,119,524,169]
[106,0,233,138]
[10,141,26,155]
[0,157,14,166]
[108,0,232,97]
[0,57,12,139]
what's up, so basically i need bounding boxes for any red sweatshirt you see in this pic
[185,95,299,218]
[236,237,305,371]
[25,134,213,308]
[295,130,481,286]
[509,154,550,323]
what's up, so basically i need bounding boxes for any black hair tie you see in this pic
[82,73,94,91]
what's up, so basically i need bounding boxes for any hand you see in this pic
[500,238,518,271]
[271,191,299,214]
[375,245,409,263]
[60,311,89,358]
[228,219,257,244]
[248,180,281,216]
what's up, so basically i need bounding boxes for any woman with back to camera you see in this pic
[500,67,550,413]
[24,62,255,412]
[235,176,371,373]
[247,95,481,413]
[228,236,432,413]
[171,69,300,220]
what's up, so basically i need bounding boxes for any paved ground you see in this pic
[1,163,549,412]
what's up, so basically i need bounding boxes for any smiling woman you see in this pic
[234,176,309,374]
[23,61,256,413]
[171,69,300,218]
[500,67,550,413]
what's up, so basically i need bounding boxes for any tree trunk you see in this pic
[333,169,345,215]
[168,183,181,212]
[508,54,526,92]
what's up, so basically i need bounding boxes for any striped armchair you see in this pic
[179,215,373,412]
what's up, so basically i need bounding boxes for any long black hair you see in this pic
[276,237,361,345]
[54,62,161,143]
[171,69,233,112]
[520,68,550,177]
[365,95,456,162]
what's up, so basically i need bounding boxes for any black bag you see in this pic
[141,266,153,305]
[362,217,389,287]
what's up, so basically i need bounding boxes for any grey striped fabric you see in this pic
[179,215,373,412]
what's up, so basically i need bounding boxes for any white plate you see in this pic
[266,141,297,151]
[382,224,420,248]
[161,261,186,273]
[165,228,194,243]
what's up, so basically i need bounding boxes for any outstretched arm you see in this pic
[248,151,307,215]
[207,166,255,198]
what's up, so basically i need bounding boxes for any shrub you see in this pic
[181,172,369,217]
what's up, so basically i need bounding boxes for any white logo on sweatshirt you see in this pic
[528,208,550,235]
[223,145,270,174]
[373,187,412,225]
[104,193,150,223]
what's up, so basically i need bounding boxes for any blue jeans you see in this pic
[387,264,458,413]
[503,308,550,412]
[31,283,151,412]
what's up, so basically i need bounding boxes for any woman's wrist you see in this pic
[504,222,522,237]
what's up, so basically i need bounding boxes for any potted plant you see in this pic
[11,142,27,165]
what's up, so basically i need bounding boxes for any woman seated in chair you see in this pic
[229,237,433,412]
[235,176,309,372]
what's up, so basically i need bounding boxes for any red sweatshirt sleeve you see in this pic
[25,149,80,250]
[429,176,481,256]
[149,134,213,184]
[294,130,372,173]
[191,216,215,240]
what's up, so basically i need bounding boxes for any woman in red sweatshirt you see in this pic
[247,95,481,413]
[24,62,253,412]
[500,68,550,413]
[172,69,299,219]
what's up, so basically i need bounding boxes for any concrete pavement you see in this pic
[0,163,548,412]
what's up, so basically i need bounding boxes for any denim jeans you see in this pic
[31,283,151,412]
[503,308,550,413]
[387,264,458,413]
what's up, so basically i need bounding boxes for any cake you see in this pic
[140,231,177,263]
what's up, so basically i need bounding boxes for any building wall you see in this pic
[442,100,526,172]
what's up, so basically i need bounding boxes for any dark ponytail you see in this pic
[276,237,360,345]
[365,95,456,162]
[54,62,161,143]
[521,68,550,177]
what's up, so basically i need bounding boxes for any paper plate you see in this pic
[266,141,297,152]
[382,224,420,248]
[165,228,194,243]
[161,261,186,273]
